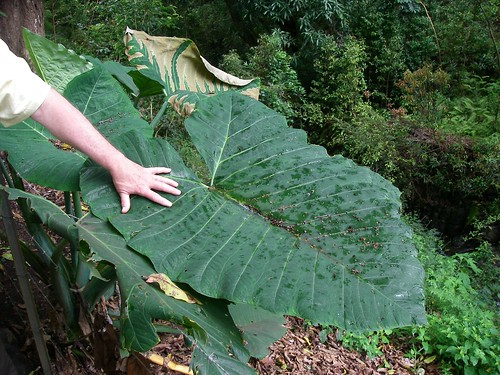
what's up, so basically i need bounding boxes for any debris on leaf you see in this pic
[143,273,200,304]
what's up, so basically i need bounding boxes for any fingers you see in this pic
[120,193,131,214]
[148,167,172,175]
[115,165,182,214]
[152,177,181,195]
[119,179,179,214]
[120,189,175,214]
[139,189,174,208]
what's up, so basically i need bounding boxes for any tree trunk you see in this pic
[0,0,44,59]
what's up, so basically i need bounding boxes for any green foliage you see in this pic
[398,129,494,201]
[315,99,499,238]
[219,50,252,79]
[463,213,500,303]
[309,35,368,120]
[341,108,409,185]
[300,35,368,148]
[45,0,179,60]
[396,63,449,122]
[346,0,431,105]
[159,0,499,114]
[1,31,427,373]
[170,0,248,65]
[220,31,306,123]
[232,0,346,43]
[430,0,500,76]
[402,219,500,374]
[336,329,392,358]
[438,75,500,138]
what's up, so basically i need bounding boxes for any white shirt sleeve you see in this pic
[0,39,51,126]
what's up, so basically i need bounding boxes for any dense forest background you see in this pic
[3,1,498,374]
[44,0,499,245]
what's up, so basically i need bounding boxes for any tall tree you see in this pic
[0,0,44,58]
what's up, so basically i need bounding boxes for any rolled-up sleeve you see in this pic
[0,39,51,126]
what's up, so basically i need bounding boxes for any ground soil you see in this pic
[0,184,441,375]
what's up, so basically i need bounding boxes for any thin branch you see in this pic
[419,1,442,65]
[478,0,500,71]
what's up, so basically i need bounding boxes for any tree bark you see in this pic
[0,0,44,59]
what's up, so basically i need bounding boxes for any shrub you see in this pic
[298,35,369,148]
[308,35,368,121]
[339,105,410,184]
[396,63,449,123]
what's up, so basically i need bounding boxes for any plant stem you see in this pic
[150,99,169,129]
[72,191,83,218]
[0,176,53,375]
[0,155,14,188]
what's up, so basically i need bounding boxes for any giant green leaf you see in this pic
[22,28,93,93]
[0,119,86,191]
[81,91,426,332]
[0,66,151,191]
[124,28,260,101]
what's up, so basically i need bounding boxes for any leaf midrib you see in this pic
[210,100,233,185]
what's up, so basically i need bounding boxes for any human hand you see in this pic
[110,160,181,214]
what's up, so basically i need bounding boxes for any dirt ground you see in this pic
[0,184,441,375]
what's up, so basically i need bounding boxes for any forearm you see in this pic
[31,88,129,173]
[31,88,181,213]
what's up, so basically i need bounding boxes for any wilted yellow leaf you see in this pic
[144,273,200,304]
[124,28,260,101]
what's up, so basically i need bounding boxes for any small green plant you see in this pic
[399,218,500,375]
[336,329,392,358]
[463,212,500,303]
